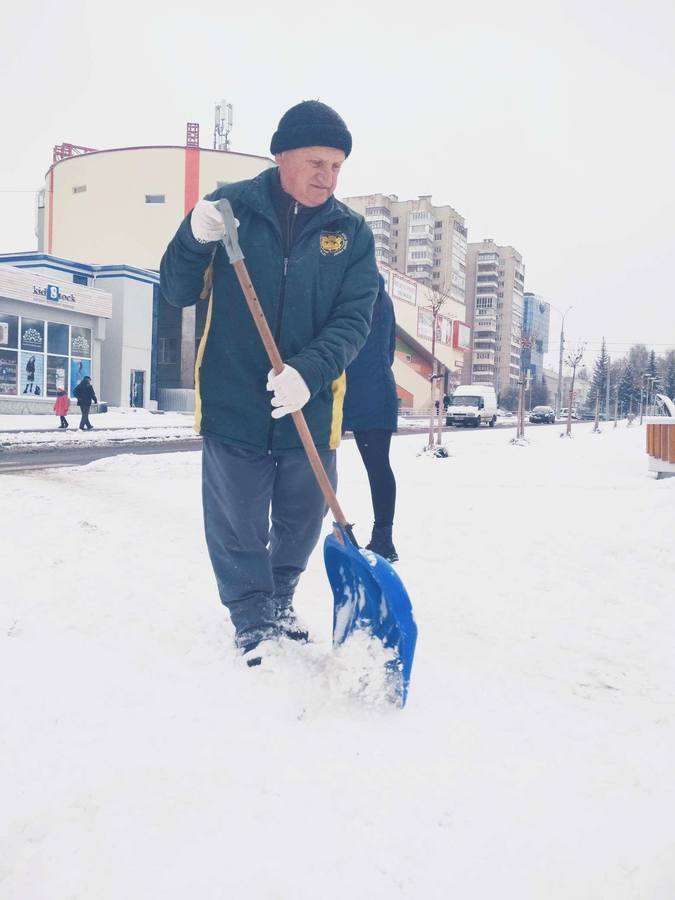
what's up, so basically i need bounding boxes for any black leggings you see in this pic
[353,429,396,528]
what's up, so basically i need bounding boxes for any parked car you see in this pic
[445,384,498,427]
[529,405,556,424]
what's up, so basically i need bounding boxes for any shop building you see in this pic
[34,126,273,399]
[0,254,157,413]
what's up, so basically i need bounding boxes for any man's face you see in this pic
[275,146,346,207]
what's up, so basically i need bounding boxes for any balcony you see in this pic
[367,218,391,235]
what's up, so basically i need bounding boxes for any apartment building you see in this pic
[463,239,525,395]
[342,193,467,305]
[522,292,551,381]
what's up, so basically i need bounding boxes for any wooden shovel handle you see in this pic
[231,259,349,528]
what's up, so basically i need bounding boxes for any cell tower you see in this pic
[214,100,233,151]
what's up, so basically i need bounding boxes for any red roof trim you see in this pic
[45,145,273,178]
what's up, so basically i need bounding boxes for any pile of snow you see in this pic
[1,422,674,898]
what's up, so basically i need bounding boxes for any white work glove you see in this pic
[267,365,310,419]
[190,199,226,243]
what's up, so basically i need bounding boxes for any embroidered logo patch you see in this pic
[320,232,348,256]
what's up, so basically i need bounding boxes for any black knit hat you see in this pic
[270,101,352,158]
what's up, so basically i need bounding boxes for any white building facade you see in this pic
[0,254,157,413]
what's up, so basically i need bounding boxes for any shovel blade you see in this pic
[323,524,417,706]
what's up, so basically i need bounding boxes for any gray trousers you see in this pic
[202,436,337,645]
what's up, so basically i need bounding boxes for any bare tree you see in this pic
[563,344,585,437]
[424,286,451,453]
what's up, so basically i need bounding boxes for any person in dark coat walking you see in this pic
[73,376,97,430]
[160,101,379,666]
[343,274,399,562]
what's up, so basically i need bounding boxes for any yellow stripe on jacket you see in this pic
[329,371,346,449]
[194,266,215,434]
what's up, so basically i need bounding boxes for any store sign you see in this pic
[417,308,457,346]
[33,283,76,304]
[452,320,471,351]
[417,308,433,341]
[0,265,112,319]
[436,316,453,345]
[391,273,417,306]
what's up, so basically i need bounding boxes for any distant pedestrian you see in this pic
[343,273,399,562]
[53,388,70,428]
[73,376,97,430]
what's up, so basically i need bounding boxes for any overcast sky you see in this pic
[2,0,674,369]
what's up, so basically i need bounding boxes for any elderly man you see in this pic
[160,101,378,665]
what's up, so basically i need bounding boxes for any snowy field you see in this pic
[1,422,674,899]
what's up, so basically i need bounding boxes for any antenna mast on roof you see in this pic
[214,100,233,151]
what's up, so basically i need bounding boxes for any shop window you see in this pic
[47,355,69,396]
[145,194,166,204]
[0,348,18,395]
[48,322,69,356]
[71,326,92,358]
[0,313,19,349]
[20,351,44,396]
[70,358,91,395]
[20,318,45,353]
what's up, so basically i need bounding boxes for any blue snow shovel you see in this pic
[216,198,417,705]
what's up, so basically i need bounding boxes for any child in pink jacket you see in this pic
[53,388,70,429]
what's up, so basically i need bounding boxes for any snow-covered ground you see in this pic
[2,422,674,899]
[0,408,195,448]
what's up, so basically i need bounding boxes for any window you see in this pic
[72,185,86,194]
[73,274,88,286]
[158,337,178,365]
[145,194,165,204]
[435,221,443,228]
[0,313,19,349]
[392,217,399,224]
[47,323,69,356]
[71,326,92,358]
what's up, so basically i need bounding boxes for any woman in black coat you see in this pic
[342,274,399,562]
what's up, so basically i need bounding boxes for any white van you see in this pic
[446,384,498,427]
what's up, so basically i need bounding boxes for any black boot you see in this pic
[366,525,399,563]
[277,608,309,644]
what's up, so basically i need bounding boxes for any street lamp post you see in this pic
[550,304,573,419]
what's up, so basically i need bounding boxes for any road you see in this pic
[0,419,533,474]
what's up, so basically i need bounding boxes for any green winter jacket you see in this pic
[160,167,378,451]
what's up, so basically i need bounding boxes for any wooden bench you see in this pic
[645,417,675,479]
